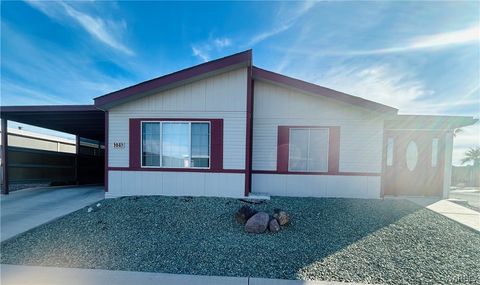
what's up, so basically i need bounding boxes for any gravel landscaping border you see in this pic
[1,196,479,285]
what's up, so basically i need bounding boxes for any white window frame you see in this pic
[288,127,329,172]
[140,121,211,169]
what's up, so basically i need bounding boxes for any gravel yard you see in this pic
[1,196,479,284]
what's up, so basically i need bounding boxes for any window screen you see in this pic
[141,121,210,168]
[289,128,329,172]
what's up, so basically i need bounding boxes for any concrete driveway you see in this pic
[1,185,104,242]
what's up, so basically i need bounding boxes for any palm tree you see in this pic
[453,128,463,137]
[461,147,480,167]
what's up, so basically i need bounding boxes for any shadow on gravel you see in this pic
[1,196,479,285]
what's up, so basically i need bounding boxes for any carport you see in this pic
[0,105,106,194]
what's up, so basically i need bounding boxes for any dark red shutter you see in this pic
[277,126,290,172]
[129,119,141,169]
[210,119,224,171]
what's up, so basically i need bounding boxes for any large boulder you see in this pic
[235,205,257,224]
[273,209,290,226]
[245,212,269,233]
[268,218,281,233]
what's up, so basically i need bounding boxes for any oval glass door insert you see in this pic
[406,141,418,171]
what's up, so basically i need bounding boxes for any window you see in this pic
[288,128,329,172]
[431,138,439,167]
[141,121,210,168]
[142,122,161,167]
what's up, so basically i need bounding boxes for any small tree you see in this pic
[453,128,463,137]
[461,147,480,167]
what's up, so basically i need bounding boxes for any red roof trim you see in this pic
[94,50,252,108]
[252,66,398,114]
[0,105,99,113]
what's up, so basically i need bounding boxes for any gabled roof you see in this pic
[94,50,253,109]
[94,49,397,113]
[252,67,398,114]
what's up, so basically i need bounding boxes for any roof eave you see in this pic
[386,115,479,130]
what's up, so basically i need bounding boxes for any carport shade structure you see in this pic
[0,105,105,194]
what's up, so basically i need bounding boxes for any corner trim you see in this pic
[244,65,254,196]
[104,111,109,192]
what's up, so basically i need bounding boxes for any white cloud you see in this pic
[247,23,293,47]
[191,46,210,62]
[191,37,233,62]
[312,64,431,111]
[303,24,480,57]
[409,25,479,49]
[245,1,317,47]
[213,38,232,48]
[1,79,73,105]
[25,0,134,55]
[1,22,134,106]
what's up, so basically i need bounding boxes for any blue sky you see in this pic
[1,1,479,165]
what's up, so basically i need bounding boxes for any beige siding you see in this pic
[251,80,387,198]
[107,171,245,198]
[108,68,247,169]
[252,174,381,199]
[252,80,385,173]
[4,129,76,154]
[107,68,248,197]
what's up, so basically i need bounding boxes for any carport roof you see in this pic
[0,105,105,141]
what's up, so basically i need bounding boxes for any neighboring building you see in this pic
[0,127,103,189]
[1,50,477,198]
[1,127,76,153]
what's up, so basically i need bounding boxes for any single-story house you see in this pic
[1,50,477,199]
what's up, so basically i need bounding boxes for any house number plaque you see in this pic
[113,142,125,149]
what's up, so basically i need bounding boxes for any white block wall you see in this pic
[107,67,248,197]
[251,80,387,199]
[107,171,245,198]
[252,174,381,199]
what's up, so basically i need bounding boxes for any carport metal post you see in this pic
[75,135,80,184]
[1,118,9,194]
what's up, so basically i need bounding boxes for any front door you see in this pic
[383,130,445,196]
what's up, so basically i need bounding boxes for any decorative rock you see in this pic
[245,212,269,233]
[87,207,93,213]
[268,218,281,233]
[96,203,101,207]
[273,209,290,226]
[235,205,257,224]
